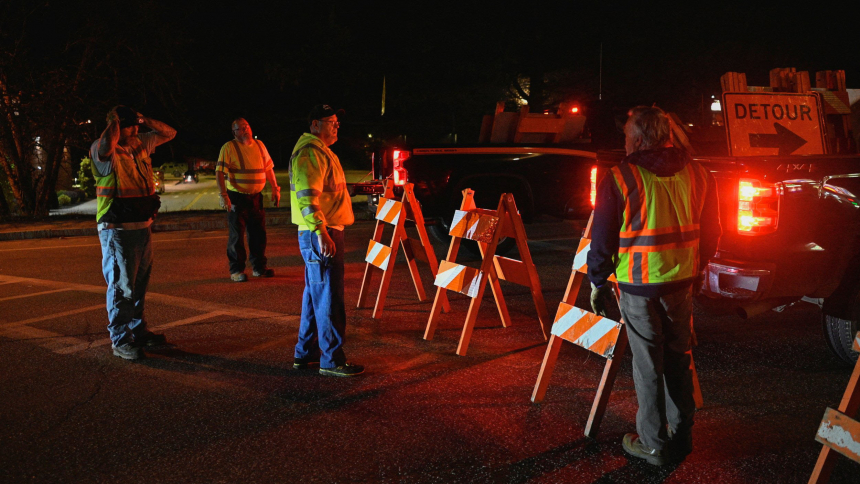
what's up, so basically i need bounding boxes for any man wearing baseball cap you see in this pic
[289,104,362,377]
[90,105,176,360]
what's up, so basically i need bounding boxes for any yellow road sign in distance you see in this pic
[722,92,826,156]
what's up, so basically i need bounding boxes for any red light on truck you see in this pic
[590,166,597,208]
[737,178,779,235]
[392,149,410,186]
[571,106,580,114]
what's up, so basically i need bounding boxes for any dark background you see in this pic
[7,1,860,168]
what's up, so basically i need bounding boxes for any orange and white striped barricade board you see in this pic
[424,189,549,356]
[531,213,703,438]
[357,179,449,319]
[809,332,860,483]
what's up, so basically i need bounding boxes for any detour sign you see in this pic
[723,92,826,156]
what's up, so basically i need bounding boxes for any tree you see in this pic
[0,0,187,219]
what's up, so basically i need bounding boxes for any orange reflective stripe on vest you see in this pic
[611,161,709,285]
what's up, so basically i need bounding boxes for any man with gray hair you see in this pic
[587,106,721,465]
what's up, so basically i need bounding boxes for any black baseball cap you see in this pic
[113,105,142,128]
[308,104,344,123]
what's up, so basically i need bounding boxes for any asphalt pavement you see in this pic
[1,214,858,483]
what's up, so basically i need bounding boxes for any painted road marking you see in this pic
[0,287,73,303]
[0,235,228,252]
[0,275,299,355]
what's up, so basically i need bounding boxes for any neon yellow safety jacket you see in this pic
[289,133,354,233]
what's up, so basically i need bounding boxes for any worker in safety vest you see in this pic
[90,106,176,360]
[587,106,721,465]
[216,118,281,282]
[289,104,362,377]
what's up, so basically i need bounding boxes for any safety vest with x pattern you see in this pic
[610,160,709,286]
[92,141,156,222]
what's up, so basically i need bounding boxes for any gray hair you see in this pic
[626,106,670,150]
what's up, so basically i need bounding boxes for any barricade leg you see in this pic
[691,354,704,410]
[402,240,427,301]
[424,286,447,340]
[808,351,860,484]
[456,279,489,356]
[357,221,386,309]
[486,268,511,328]
[531,335,564,403]
[584,326,629,438]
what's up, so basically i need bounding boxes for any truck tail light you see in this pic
[738,178,779,235]
[590,166,597,208]
[392,149,410,186]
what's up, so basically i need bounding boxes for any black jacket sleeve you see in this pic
[698,171,722,272]
[587,171,622,287]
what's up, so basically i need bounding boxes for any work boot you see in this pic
[252,268,275,278]
[622,433,667,466]
[230,272,247,282]
[135,331,167,348]
[112,341,142,360]
[319,363,365,377]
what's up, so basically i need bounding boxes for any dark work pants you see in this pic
[226,191,267,274]
[619,286,695,452]
[294,228,347,368]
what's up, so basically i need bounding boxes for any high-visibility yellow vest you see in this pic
[92,142,157,223]
[610,161,709,286]
[289,133,353,232]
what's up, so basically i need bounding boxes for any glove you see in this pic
[590,283,611,317]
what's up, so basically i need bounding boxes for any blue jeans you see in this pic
[294,228,346,368]
[99,227,153,345]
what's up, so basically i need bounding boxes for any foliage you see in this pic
[0,0,187,219]
[77,157,95,198]
[56,193,71,206]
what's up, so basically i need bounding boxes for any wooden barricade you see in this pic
[531,213,704,438]
[357,180,449,318]
[424,189,550,356]
[809,332,860,483]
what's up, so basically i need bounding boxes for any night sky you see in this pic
[7,1,860,166]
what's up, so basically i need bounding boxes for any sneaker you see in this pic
[293,354,321,370]
[230,272,247,282]
[622,433,667,466]
[319,363,365,377]
[252,268,275,278]
[112,342,142,360]
[135,331,167,347]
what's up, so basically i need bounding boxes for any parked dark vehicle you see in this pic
[153,169,165,194]
[596,150,860,364]
[353,145,598,254]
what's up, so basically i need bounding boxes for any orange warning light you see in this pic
[571,106,580,114]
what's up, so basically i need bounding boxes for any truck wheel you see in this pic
[823,312,859,365]
[428,223,451,245]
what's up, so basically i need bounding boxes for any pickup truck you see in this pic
[597,151,860,364]
[352,145,598,254]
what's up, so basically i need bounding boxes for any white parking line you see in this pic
[0,304,104,329]
[0,275,299,355]
[0,235,228,252]
[0,288,73,303]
